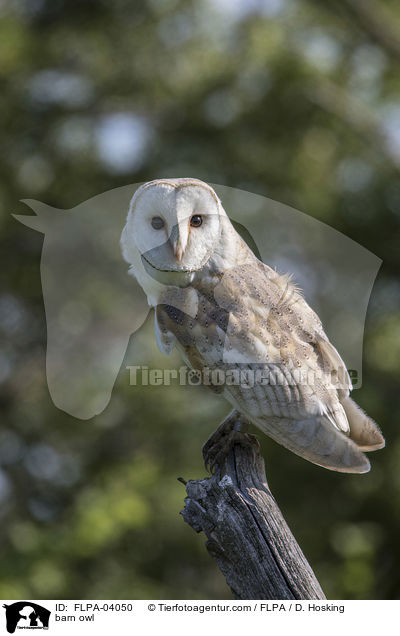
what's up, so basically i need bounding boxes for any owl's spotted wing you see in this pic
[155,259,375,472]
[213,261,351,422]
[216,261,379,471]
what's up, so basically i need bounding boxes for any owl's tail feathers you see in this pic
[342,397,385,452]
[253,414,372,473]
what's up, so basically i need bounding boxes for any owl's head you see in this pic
[121,178,243,298]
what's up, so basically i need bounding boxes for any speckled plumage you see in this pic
[121,178,384,472]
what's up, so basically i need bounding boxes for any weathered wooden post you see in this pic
[181,412,326,600]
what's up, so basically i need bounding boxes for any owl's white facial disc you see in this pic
[122,181,222,287]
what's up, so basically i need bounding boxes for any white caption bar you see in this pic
[1,600,395,636]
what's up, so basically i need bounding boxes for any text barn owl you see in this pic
[121,178,384,472]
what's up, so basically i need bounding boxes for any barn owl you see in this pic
[121,178,384,473]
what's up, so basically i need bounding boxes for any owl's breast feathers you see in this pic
[155,259,384,472]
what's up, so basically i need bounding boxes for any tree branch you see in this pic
[181,428,326,600]
[343,0,400,63]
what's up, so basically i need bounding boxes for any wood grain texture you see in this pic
[181,428,326,600]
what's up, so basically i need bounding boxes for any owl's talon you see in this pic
[203,431,240,474]
[202,410,254,473]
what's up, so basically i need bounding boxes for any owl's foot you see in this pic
[202,409,258,473]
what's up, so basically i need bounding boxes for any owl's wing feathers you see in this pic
[155,259,383,472]
[214,262,350,415]
[212,261,383,472]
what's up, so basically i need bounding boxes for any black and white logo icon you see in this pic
[2,602,51,633]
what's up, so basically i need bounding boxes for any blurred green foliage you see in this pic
[0,0,399,600]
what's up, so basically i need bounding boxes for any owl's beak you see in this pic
[170,223,188,263]
[173,243,184,262]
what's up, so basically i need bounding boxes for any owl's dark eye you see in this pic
[151,216,164,230]
[190,215,203,228]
